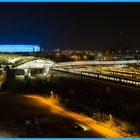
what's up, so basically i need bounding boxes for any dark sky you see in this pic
[0,3,140,50]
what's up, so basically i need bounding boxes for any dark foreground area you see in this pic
[0,70,140,137]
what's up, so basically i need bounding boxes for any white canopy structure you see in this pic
[14,59,54,69]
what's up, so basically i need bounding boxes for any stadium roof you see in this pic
[0,45,40,52]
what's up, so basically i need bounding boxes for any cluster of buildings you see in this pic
[0,45,140,62]
[41,49,140,62]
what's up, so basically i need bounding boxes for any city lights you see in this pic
[0,2,140,138]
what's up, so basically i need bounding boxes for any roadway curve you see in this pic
[24,95,123,138]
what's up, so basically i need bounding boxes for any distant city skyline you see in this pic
[0,3,140,50]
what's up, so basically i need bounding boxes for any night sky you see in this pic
[0,3,140,50]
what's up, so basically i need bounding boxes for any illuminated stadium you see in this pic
[0,45,40,52]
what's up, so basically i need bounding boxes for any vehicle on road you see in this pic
[68,122,90,131]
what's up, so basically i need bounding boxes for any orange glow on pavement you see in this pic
[24,94,123,138]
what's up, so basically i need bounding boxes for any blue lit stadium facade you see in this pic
[0,45,40,52]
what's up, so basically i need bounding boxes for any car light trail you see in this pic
[23,94,123,138]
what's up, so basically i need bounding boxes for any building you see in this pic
[0,45,40,52]
[96,51,114,61]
